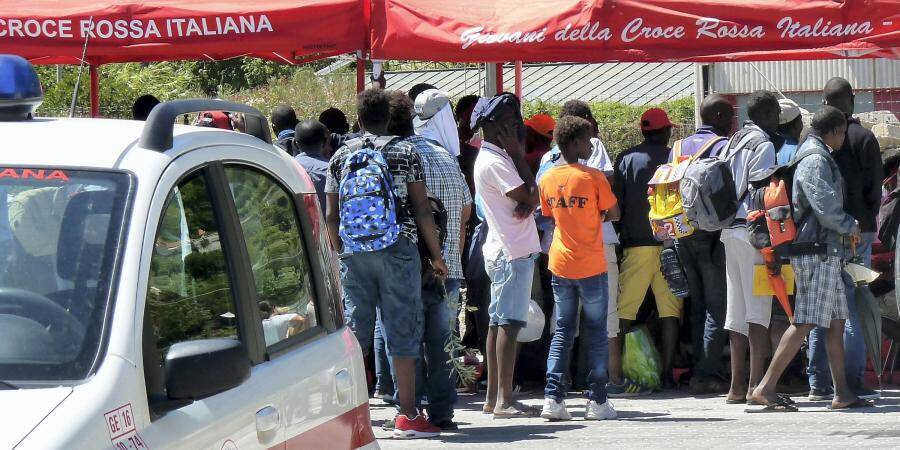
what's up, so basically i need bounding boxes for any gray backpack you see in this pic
[681,128,768,231]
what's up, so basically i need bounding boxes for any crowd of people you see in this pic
[132,75,890,438]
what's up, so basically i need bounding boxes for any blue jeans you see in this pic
[340,238,423,357]
[388,279,461,421]
[807,232,873,391]
[545,273,609,403]
[373,317,394,395]
[675,230,728,378]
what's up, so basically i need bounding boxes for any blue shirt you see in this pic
[680,126,729,158]
[294,150,329,211]
[777,136,799,166]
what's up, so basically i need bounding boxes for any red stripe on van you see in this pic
[275,402,376,450]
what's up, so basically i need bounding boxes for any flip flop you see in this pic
[482,404,495,415]
[827,399,875,410]
[492,402,539,419]
[747,394,795,406]
[725,397,747,405]
[744,403,799,413]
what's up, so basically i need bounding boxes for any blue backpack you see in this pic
[338,137,401,252]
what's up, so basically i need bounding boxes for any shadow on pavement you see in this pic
[429,423,587,443]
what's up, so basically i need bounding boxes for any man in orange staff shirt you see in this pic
[538,116,621,421]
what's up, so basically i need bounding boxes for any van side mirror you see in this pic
[164,338,250,401]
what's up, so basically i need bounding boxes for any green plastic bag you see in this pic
[622,326,662,390]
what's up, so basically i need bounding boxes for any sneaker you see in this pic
[381,418,395,431]
[376,392,395,405]
[540,398,572,421]
[428,418,459,431]
[393,414,441,439]
[854,387,882,401]
[808,388,834,402]
[585,400,617,420]
[607,378,652,398]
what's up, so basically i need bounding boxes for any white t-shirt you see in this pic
[474,141,541,261]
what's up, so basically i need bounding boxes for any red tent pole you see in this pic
[514,61,523,99]
[495,63,504,93]
[356,56,366,93]
[89,65,100,118]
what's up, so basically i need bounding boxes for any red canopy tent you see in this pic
[370,0,900,62]
[0,0,367,116]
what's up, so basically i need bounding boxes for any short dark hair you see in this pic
[811,105,847,137]
[357,88,391,132]
[271,105,298,132]
[455,94,480,118]
[387,91,415,138]
[132,94,160,121]
[747,90,780,123]
[318,107,350,135]
[294,120,329,148]
[560,99,594,121]
[408,83,437,102]
[554,116,593,153]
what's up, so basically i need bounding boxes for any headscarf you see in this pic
[414,99,461,157]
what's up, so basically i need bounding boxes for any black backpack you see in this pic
[879,185,900,251]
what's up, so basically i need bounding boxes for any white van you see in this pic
[0,57,376,450]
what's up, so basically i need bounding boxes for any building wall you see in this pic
[710,60,900,95]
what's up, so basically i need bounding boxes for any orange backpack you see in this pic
[748,168,798,251]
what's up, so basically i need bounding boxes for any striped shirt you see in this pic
[405,135,473,280]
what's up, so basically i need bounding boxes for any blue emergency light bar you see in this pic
[0,55,43,121]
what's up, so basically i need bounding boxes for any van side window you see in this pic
[224,167,318,348]
[146,173,239,357]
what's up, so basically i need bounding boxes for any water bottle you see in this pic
[660,241,690,298]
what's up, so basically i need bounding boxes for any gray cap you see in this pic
[778,98,809,125]
[414,89,450,121]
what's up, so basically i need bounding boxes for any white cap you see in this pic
[778,98,809,125]
[414,89,450,121]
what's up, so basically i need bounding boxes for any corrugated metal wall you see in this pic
[384,63,695,105]
[711,60,900,94]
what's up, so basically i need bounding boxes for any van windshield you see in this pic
[0,168,131,385]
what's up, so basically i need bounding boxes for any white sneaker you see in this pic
[540,398,572,421]
[585,399,617,420]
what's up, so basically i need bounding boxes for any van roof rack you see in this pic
[140,99,271,152]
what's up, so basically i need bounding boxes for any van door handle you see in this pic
[335,369,353,406]
[255,405,280,433]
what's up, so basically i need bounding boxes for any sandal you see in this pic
[745,403,799,413]
[482,404,495,415]
[747,394,795,406]
[725,397,747,405]
[492,402,538,419]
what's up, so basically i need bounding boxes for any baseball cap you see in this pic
[414,89,450,121]
[640,108,675,131]
[470,93,520,132]
[525,114,556,139]
[778,98,809,125]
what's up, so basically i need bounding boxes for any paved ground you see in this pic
[370,389,900,448]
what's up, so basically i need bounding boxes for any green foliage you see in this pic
[226,68,356,125]
[36,63,202,118]
[523,96,695,156]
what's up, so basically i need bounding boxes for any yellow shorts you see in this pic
[617,246,682,320]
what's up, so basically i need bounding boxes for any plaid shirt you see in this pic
[405,135,473,279]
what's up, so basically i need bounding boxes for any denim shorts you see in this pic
[340,238,423,358]
[485,251,537,329]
